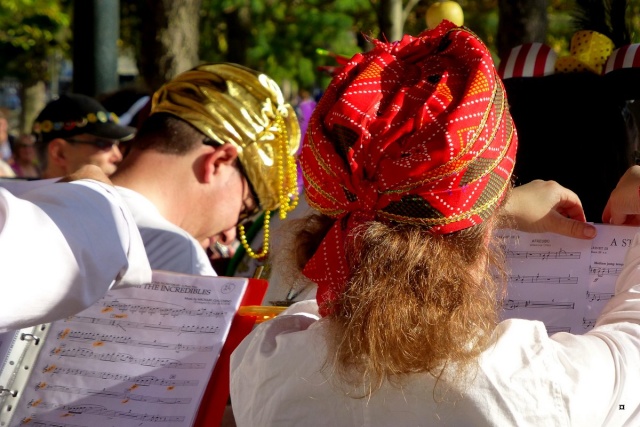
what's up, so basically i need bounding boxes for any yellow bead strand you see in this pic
[239,210,271,259]
[240,113,299,260]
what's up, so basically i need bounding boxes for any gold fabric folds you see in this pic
[152,63,301,212]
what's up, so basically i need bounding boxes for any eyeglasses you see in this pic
[66,137,120,150]
[238,176,260,225]
[201,136,261,224]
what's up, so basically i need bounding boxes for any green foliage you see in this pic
[0,0,69,83]
[200,0,367,94]
[8,0,640,96]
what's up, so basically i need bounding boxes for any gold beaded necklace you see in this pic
[238,114,299,259]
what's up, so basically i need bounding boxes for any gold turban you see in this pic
[151,63,301,213]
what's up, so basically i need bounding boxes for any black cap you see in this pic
[33,93,136,144]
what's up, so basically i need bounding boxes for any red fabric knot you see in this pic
[351,182,379,214]
[301,21,517,316]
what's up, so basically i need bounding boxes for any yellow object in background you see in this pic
[426,1,464,29]
[554,30,614,75]
[238,305,287,323]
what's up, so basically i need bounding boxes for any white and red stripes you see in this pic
[604,44,640,74]
[498,43,557,79]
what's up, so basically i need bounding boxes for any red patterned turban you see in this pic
[300,22,518,316]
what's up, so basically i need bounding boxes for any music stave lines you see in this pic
[588,265,622,277]
[49,346,206,369]
[41,366,199,387]
[22,404,185,425]
[101,301,226,318]
[546,326,572,334]
[585,291,614,302]
[31,383,192,404]
[506,249,581,260]
[57,329,214,352]
[583,317,596,329]
[68,316,220,334]
[508,274,578,284]
[502,299,575,310]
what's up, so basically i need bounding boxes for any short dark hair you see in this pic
[133,113,209,155]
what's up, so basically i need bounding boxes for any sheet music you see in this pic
[584,223,638,331]
[9,271,248,427]
[499,224,638,334]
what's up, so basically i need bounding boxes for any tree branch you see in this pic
[402,0,422,23]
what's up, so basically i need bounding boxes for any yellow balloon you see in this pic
[426,1,464,29]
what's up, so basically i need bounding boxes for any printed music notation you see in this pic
[101,301,226,318]
[8,273,249,427]
[68,316,221,334]
[21,404,185,424]
[546,326,572,334]
[506,249,581,260]
[586,291,614,302]
[41,366,199,387]
[589,265,623,277]
[508,274,578,284]
[503,299,575,310]
[32,383,192,404]
[57,329,215,351]
[49,346,207,368]
[583,318,597,329]
[499,224,638,335]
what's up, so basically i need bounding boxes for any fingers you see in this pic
[602,166,640,225]
[57,165,112,185]
[505,180,594,239]
[552,214,597,239]
[602,200,612,224]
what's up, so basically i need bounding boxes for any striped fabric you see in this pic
[604,44,640,74]
[498,43,557,79]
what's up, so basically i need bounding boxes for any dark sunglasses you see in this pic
[66,137,120,150]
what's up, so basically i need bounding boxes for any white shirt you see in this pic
[115,186,216,276]
[231,232,640,427]
[0,179,152,331]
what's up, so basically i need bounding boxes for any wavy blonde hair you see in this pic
[288,207,509,396]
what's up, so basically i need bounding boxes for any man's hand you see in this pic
[57,164,113,186]
[504,180,596,239]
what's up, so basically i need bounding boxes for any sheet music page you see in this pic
[584,224,638,331]
[10,271,248,427]
[498,224,639,335]
[497,228,592,334]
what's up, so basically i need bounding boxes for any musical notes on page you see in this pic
[582,224,638,330]
[498,228,591,333]
[506,249,581,260]
[508,274,578,284]
[502,299,575,310]
[499,224,638,334]
[10,273,249,427]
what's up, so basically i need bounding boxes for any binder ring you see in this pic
[0,388,17,397]
[20,333,40,345]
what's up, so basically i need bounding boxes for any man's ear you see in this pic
[202,143,239,183]
[47,138,68,167]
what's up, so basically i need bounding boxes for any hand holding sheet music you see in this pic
[499,223,638,334]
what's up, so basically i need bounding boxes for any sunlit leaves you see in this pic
[0,0,69,82]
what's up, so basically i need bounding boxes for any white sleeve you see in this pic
[0,180,152,331]
[549,230,640,426]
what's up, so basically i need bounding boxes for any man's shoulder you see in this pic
[0,178,56,196]
[139,227,214,276]
[114,186,215,276]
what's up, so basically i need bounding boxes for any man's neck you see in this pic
[41,167,65,180]
[112,151,197,230]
